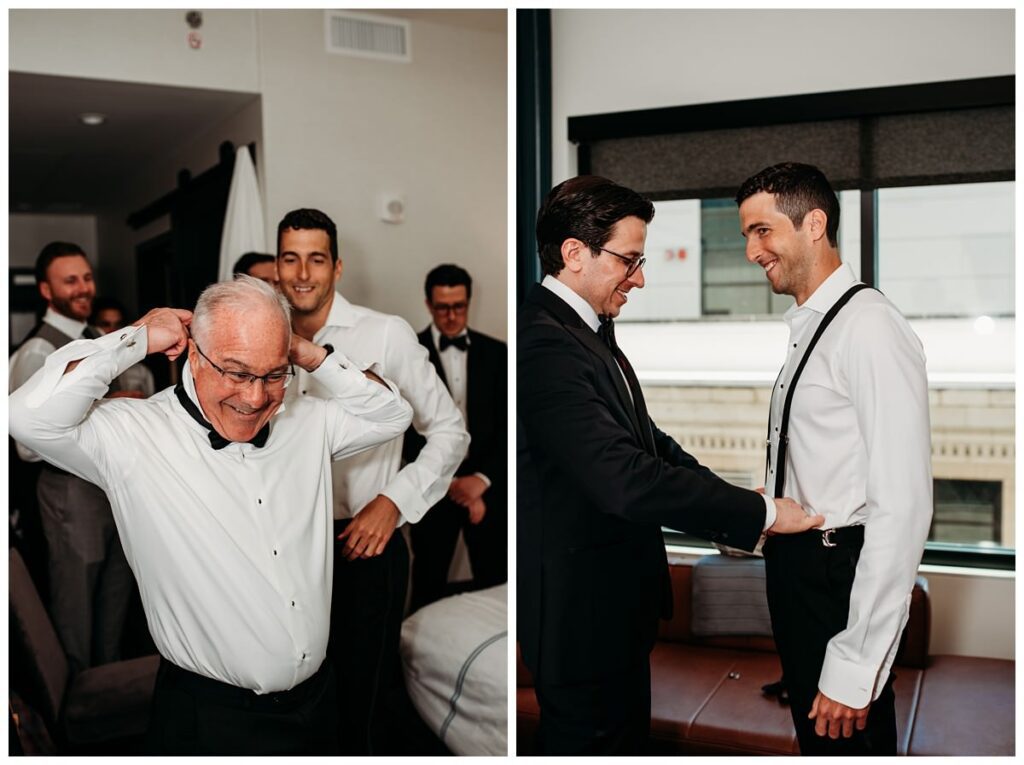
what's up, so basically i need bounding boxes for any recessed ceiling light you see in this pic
[79,112,106,126]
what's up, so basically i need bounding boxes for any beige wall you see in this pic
[11,9,507,339]
[256,10,507,338]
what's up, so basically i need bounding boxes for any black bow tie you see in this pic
[439,334,469,352]
[174,383,269,450]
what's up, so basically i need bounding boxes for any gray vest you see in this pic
[27,321,122,393]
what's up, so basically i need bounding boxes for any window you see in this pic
[567,77,1015,567]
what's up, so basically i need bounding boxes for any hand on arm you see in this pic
[338,495,400,560]
[809,691,870,739]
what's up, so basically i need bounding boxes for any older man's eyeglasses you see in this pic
[192,338,294,390]
[594,246,645,278]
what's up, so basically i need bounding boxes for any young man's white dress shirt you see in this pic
[766,262,932,708]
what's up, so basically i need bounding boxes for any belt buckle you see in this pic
[821,528,837,548]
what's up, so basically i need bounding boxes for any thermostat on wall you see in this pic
[379,195,405,224]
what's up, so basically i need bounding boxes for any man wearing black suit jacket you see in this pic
[406,264,507,611]
[518,175,822,755]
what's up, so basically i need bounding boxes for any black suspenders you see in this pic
[769,283,873,498]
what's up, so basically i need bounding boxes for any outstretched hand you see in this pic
[767,497,825,535]
[132,308,193,360]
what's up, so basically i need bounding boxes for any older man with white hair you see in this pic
[9,276,413,755]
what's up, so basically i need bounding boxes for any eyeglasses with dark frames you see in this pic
[191,336,295,391]
[430,301,469,315]
[593,246,646,278]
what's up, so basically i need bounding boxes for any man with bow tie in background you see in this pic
[518,175,823,755]
[406,264,508,612]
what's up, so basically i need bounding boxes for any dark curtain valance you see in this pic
[570,76,1013,199]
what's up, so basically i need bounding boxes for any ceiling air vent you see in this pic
[325,10,411,63]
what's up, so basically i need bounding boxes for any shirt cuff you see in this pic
[25,325,148,409]
[818,652,880,709]
[761,495,776,532]
[473,472,491,488]
[309,348,392,393]
[379,476,428,526]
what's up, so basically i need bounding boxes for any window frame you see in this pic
[567,76,1015,570]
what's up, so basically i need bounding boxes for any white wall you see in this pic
[9,9,260,93]
[256,10,507,337]
[10,9,507,339]
[551,9,1014,181]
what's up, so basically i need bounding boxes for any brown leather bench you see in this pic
[517,559,1014,756]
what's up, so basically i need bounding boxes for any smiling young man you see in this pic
[9,241,133,675]
[518,175,822,755]
[276,209,468,754]
[736,162,932,755]
[9,276,413,754]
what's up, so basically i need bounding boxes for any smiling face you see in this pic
[189,305,290,443]
[277,227,341,318]
[571,215,647,319]
[40,254,96,321]
[739,191,818,304]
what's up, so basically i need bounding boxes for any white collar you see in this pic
[43,306,88,338]
[321,290,356,331]
[784,262,859,324]
[541,275,600,333]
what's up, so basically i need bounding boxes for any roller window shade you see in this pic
[574,78,1013,198]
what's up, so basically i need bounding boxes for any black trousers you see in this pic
[146,658,339,755]
[327,519,409,755]
[409,495,507,613]
[764,527,897,756]
[534,658,651,755]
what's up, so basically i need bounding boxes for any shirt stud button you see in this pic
[273,549,278,556]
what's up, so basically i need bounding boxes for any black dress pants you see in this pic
[534,657,651,755]
[409,495,507,613]
[146,657,339,755]
[327,519,409,755]
[764,527,898,756]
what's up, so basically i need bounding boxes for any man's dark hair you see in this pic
[233,252,276,276]
[34,241,87,284]
[535,176,655,277]
[735,162,840,247]
[276,208,338,262]
[424,264,472,301]
[89,296,127,324]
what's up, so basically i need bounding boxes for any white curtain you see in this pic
[217,145,266,282]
